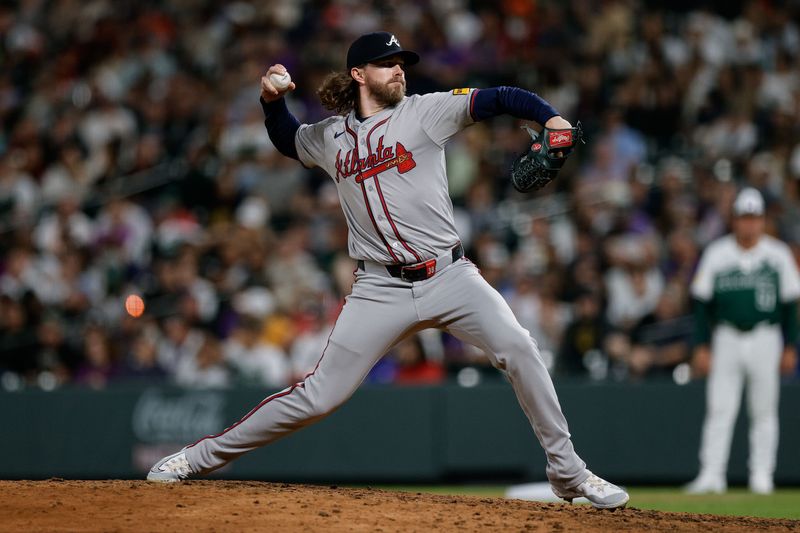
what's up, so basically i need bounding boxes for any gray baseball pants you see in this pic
[185,258,589,489]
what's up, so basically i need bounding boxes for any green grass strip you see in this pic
[377,485,800,519]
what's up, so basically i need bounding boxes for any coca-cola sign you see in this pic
[132,389,225,443]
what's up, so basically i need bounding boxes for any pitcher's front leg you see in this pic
[423,263,627,509]
[423,261,586,487]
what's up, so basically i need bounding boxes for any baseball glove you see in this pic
[510,122,583,193]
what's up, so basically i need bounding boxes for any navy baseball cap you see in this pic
[346,32,420,70]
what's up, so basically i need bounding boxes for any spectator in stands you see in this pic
[173,333,230,389]
[392,335,445,385]
[510,272,569,367]
[156,314,204,376]
[0,247,41,299]
[74,324,118,389]
[35,314,81,384]
[604,235,665,332]
[33,192,94,255]
[118,323,168,383]
[40,140,91,206]
[223,316,289,388]
[93,197,154,267]
[0,295,40,383]
[626,284,693,380]
[556,287,627,380]
[0,151,40,230]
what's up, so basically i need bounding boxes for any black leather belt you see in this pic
[357,243,464,282]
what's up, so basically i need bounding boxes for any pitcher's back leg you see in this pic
[184,273,420,475]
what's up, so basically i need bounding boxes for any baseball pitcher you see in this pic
[686,187,800,494]
[147,31,629,510]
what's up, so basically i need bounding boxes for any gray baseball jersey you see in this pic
[175,88,591,493]
[295,91,473,263]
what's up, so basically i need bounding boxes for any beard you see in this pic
[366,77,406,107]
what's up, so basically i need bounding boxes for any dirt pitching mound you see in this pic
[1,480,797,532]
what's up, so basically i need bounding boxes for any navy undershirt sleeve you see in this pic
[260,97,300,160]
[781,300,798,346]
[470,86,559,125]
[692,297,713,347]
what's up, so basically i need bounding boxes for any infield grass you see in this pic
[380,485,800,520]
[623,487,800,519]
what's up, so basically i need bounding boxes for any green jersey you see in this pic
[691,234,800,341]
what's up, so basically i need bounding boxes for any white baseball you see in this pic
[269,71,291,91]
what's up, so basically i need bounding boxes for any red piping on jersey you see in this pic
[359,182,400,263]
[365,118,422,263]
[346,117,401,263]
[372,175,421,262]
[186,299,347,450]
[344,117,357,141]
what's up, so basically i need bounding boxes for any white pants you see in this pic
[698,323,783,481]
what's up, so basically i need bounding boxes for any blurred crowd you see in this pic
[2,0,800,391]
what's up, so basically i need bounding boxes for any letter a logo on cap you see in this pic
[386,34,400,47]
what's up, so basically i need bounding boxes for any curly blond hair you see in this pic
[318,71,359,115]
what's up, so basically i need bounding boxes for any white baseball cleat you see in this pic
[552,472,630,510]
[147,449,195,482]
[684,475,726,495]
[749,473,774,495]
